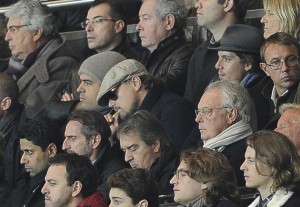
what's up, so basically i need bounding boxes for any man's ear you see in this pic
[131,76,142,91]
[153,140,161,153]
[244,63,252,72]
[114,20,125,33]
[227,107,238,125]
[137,199,148,207]
[223,0,234,12]
[33,28,43,42]
[72,181,82,197]
[92,134,101,149]
[47,143,57,158]
[260,63,270,76]
[1,97,12,111]
[165,14,175,30]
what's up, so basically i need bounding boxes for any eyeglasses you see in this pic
[174,169,191,180]
[81,16,116,28]
[195,107,229,117]
[6,24,31,33]
[264,55,299,70]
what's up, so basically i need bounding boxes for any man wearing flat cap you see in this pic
[97,59,197,153]
[210,24,265,88]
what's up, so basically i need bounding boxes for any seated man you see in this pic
[195,80,254,186]
[170,148,239,207]
[209,24,265,88]
[97,59,197,153]
[275,103,300,155]
[0,73,26,188]
[42,153,107,207]
[250,32,300,130]
[108,168,158,207]
[47,51,126,119]
[1,0,80,119]
[63,110,127,203]
[82,0,146,62]
[10,118,62,207]
[241,130,300,206]
[136,0,194,95]
[117,110,178,197]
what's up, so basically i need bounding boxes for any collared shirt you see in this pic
[258,193,274,207]
[271,86,288,110]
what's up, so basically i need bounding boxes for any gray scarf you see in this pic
[203,120,252,149]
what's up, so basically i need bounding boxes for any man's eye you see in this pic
[49,182,56,186]
[69,137,77,141]
[270,60,281,66]
[113,199,121,205]
[83,81,92,85]
[94,18,104,23]
[129,146,138,152]
[247,159,256,164]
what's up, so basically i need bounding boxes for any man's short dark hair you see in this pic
[17,117,63,152]
[108,168,159,207]
[117,110,171,149]
[68,110,111,148]
[92,0,127,34]
[49,153,98,198]
[260,32,300,63]
[218,0,249,22]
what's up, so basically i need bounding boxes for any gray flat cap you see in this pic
[97,59,148,107]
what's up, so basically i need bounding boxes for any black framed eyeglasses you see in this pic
[81,16,116,28]
[195,107,229,117]
[6,24,31,33]
[264,55,299,70]
[174,169,191,180]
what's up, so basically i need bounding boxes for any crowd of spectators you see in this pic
[0,0,300,207]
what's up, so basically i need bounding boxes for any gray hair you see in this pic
[5,0,57,39]
[117,110,171,149]
[206,80,252,124]
[146,0,187,30]
[279,103,300,115]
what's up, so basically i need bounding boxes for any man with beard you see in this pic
[97,59,196,153]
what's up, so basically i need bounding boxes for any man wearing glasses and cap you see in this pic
[249,32,300,130]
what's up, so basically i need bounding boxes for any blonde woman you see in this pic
[261,0,300,39]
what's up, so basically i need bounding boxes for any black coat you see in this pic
[221,139,247,186]
[94,143,128,204]
[0,103,27,188]
[144,30,194,96]
[10,169,47,207]
[249,77,300,130]
[184,37,218,106]
[150,146,179,197]
[139,85,198,153]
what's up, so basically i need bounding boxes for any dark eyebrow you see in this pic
[86,15,106,20]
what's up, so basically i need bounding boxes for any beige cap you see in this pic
[97,59,148,107]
